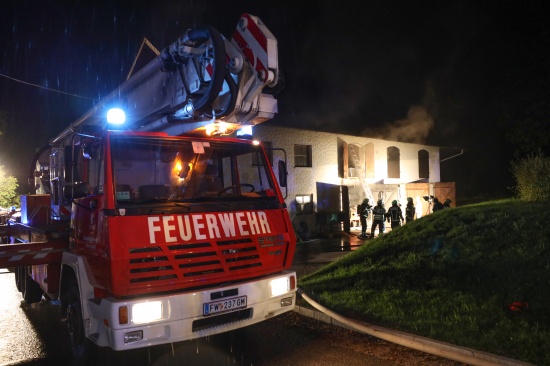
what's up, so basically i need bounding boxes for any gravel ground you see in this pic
[274,312,467,366]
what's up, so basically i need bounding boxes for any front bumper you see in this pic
[86,271,296,350]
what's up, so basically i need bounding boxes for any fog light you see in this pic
[280,297,293,307]
[270,277,289,297]
[124,330,143,344]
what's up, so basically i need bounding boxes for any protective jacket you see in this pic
[387,205,404,228]
[359,201,372,218]
[372,205,386,221]
[358,200,372,237]
[370,203,386,238]
[405,202,415,222]
[433,199,443,212]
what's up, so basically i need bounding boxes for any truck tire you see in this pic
[23,274,43,304]
[65,278,96,364]
[15,267,24,292]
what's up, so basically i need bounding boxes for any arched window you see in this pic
[387,146,400,178]
[418,150,429,179]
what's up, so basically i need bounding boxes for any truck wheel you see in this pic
[23,274,43,304]
[65,278,95,363]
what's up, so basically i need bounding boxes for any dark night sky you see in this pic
[1,1,549,201]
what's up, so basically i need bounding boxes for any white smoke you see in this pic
[361,80,438,144]
[361,105,434,144]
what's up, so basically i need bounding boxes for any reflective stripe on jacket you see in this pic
[388,206,404,222]
[372,205,386,221]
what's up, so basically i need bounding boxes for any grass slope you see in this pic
[298,199,550,365]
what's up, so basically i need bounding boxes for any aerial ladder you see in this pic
[349,144,375,204]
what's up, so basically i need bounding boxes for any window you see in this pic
[387,146,400,178]
[338,139,374,179]
[418,150,429,179]
[347,144,361,177]
[85,142,104,195]
[110,135,278,205]
[252,141,273,166]
[296,194,313,214]
[294,144,312,167]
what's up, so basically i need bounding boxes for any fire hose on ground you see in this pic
[296,288,532,366]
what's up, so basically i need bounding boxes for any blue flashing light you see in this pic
[107,108,126,125]
[236,125,253,138]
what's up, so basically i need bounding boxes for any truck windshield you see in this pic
[111,135,278,206]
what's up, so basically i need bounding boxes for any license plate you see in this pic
[203,295,247,316]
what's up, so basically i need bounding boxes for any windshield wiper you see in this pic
[121,197,191,208]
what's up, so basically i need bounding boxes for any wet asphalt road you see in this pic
[0,235,361,366]
[0,232,464,366]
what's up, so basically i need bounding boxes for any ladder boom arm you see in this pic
[51,14,280,143]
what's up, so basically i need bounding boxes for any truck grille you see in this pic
[127,238,262,287]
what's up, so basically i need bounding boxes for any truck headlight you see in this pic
[132,301,163,324]
[270,277,290,297]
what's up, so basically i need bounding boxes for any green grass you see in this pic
[298,199,550,365]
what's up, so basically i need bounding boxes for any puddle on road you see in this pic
[0,270,45,365]
[293,235,365,266]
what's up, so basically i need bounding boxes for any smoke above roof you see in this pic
[361,105,434,144]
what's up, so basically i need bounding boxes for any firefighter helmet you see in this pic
[377,199,383,206]
[392,200,398,206]
[407,197,413,202]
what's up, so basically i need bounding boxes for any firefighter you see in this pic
[358,198,372,239]
[386,200,404,229]
[405,197,415,223]
[432,197,443,212]
[370,199,386,238]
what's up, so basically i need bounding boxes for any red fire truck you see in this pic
[0,14,296,359]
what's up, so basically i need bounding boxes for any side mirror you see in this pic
[64,145,82,183]
[278,160,287,188]
[82,144,96,159]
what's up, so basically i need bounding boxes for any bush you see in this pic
[0,166,19,208]
[511,153,550,200]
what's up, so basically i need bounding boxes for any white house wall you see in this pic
[252,125,441,220]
